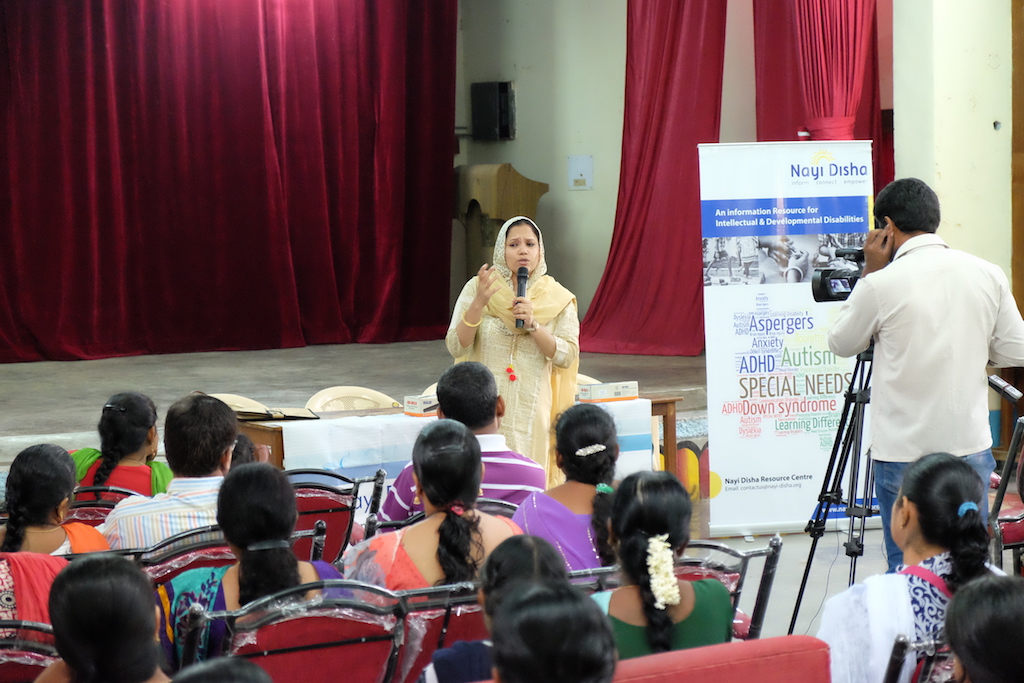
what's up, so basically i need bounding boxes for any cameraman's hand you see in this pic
[862,225,894,276]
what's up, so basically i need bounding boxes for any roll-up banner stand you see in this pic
[698,141,872,536]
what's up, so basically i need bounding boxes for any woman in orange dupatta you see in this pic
[0,445,109,555]
[343,420,521,590]
[446,216,579,486]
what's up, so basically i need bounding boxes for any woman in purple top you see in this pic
[511,403,617,570]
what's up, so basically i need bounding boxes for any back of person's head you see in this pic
[946,574,1024,683]
[95,392,158,488]
[231,433,258,467]
[898,452,988,590]
[611,470,692,653]
[436,362,499,431]
[555,404,619,565]
[2,444,76,552]
[412,419,483,584]
[164,393,238,477]
[491,581,615,683]
[49,555,161,683]
[173,657,273,683]
[873,177,940,234]
[480,535,570,620]
[217,463,299,605]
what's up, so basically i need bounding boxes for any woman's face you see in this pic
[504,223,540,274]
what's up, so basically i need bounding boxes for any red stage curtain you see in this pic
[581,0,728,356]
[753,0,892,193]
[792,0,876,141]
[0,0,456,362]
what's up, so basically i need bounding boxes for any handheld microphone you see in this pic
[516,267,529,328]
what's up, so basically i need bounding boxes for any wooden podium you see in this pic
[454,163,549,283]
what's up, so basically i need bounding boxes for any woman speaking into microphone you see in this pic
[446,216,579,485]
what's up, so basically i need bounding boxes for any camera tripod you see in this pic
[788,344,875,634]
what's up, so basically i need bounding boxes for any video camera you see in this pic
[811,248,864,302]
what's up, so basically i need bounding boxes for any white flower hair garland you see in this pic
[574,443,607,457]
[646,533,680,610]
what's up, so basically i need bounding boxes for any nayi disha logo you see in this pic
[790,150,868,180]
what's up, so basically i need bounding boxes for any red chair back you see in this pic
[292,485,356,564]
[134,526,235,585]
[0,621,57,683]
[396,584,486,683]
[232,612,402,683]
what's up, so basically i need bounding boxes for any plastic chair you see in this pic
[568,535,783,640]
[73,484,142,502]
[577,373,602,386]
[287,469,387,562]
[394,582,485,683]
[127,523,327,584]
[883,634,953,683]
[989,415,1024,573]
[420,383,437,396]
[65,485,141,526]
[363,498,512,539]
[0,620,57,683]
[305,386,402,412]
[181,580,407,683]
[473,497,518,519]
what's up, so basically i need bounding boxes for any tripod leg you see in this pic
[789,350,874,633]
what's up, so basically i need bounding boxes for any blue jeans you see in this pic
[873,449,995,573]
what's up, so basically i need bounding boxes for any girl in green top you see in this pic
[592,471,733,659]
[71,392,172,498]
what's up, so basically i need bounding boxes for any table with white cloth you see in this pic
[241,399,653,519]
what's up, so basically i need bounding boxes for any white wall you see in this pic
[458,0,627,316]
[719,0,756,143]
[892,0,1013,274]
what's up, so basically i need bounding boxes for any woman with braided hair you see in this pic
[512,403,618,570]
[157,463,344,669]
[0,444,108,555]
[591,471,732,659]
[344,420,521,590]
[818,452,997,683]
[71,392,172,499]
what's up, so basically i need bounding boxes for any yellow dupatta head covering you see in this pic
[485,216,574,330]
[484,217,578,485]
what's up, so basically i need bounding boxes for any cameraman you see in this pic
[827,178,1024,571]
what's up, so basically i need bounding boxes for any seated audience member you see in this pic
[490,581,616,683]
[158,463,344,668]
[593,470,732,659]
[419,535,571,683]
[946,574,1024,683]
[103,393,237,549]
[230,433,269,467]
[0,552,67,625]
[380,362,545,522]
[174,658,272,683]
[818,453,993,683]
[72,392,172,500]
[35,555,169,683]
[344,420,521,590]
[0,444,109,554]
[511,403,617,570]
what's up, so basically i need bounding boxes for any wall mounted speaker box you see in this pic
[471,81,516,141]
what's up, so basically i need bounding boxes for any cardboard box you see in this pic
[578,381,639,403]
[404,394,439,417]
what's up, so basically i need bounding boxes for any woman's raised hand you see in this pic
[472,264,501,310]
